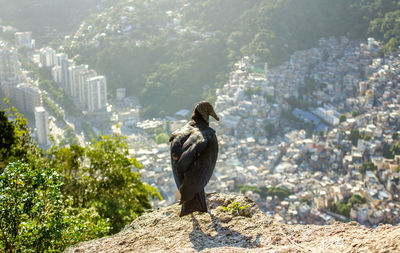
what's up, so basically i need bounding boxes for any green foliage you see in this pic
[0,162,110,252]
[0,0,106,45]
[287,96,310,109]
[58,204,110,249]
[330,201,351,218]
[383,141,400,159]
[362,133,372,141]
[347,129,361,146]
[155,133,170,144]
[239,185,264,197]
[266,186,293,200]
[244,86,262,97]
[4,0,400,119]
[351,110,360,117]
[38,72,79,117]
[265,94,275,103]
[47,134,162,233]
[0,110,161,249]
[359,161,378,174]
[348,194,366,207]
[329,194,366,219]
[238,184,293,200]
[383,142,395,159]
[82,121,95,141]
[390,142,400,156]
[66,0,397,119]
[222,200,249,216]
[299,197,311,205]
[0,106,43,172]
[0,110,15,164]
[265,123,277,138]
[339,114,347,123]
[143,126,164,136]
[62,125,79,145]
[369,8,400,52]
[42,96,64,121]
[0,162,64,252]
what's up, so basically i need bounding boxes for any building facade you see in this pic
[15,32,35,49]
[14,83,41,114]
[34,106,50,146]
[0,42,19,98]
[87,75,107,112]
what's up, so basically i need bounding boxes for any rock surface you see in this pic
[65,193,400,252]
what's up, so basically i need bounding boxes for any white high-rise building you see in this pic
[65,59,75,94]
[14,83,41,114]
[69,64,88,98]
[78,69,97,106]
[15,32,35,49]
[34,107,50,146]
[116,88,126,101]
[0,42,19,97]
[55,52,68,66]
[55,53,69,89]
[39,47,56,67]
[87,75,107,113]
[51,65,62,84]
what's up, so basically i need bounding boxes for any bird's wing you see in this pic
[176,132,207,173]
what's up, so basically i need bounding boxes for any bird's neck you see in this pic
[191,109,209,126]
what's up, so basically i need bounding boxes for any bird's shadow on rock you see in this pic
[189,213,261,251]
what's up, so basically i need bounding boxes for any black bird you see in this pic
[170,101,219,217]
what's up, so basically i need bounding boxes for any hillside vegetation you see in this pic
[0,0,118,46]
[64,0,400,118]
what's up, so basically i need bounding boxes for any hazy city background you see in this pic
[0,0,399,251]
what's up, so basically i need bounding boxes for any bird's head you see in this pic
[193,101,219,123]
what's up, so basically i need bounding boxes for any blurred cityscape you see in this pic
[1,29,399,227]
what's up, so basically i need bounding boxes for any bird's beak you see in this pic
[211,111,219,121]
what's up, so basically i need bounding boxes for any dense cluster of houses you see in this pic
[138,37,399,227]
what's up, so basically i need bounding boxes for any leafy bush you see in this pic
[48,135,162,233]
[58,204,110,249]
[238,185,292,200]
[222,201,249,216]
[333,201,351,218]
[0,110,15,163]
[0,109,161,250]
[390,142,400,156]
[266,186,293,200]
[265,123,277,137]
[42,96,64,121]
[155,132,170,144]
[287,96,310,109]
[329,194,367,219]
[0,162,111,252]
[359,161,378,174]
[339,114,347,123]
[362,133,372,141]
[0,105,44,172]
[244,86,262,97]
[351,110,360,117]
[348,194,366,207]
[0,162,64,252]
[347,129,361,146]
[299,197,311,205]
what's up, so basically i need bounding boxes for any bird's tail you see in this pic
[180,189,207,217]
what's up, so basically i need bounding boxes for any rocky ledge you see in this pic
[65,193,400,252]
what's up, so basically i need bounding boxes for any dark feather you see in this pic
[170,107,218,216]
